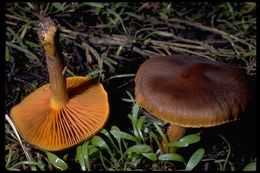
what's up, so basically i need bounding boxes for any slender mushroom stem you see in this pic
[37,18,68,108]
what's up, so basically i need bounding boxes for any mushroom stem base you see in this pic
[167,124,186,142]
[166,125,186,152]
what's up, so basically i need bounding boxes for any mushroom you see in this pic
[135,55,250,143]
[10,17,109,151]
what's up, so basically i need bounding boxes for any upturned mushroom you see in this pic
[135,55,250,143]
[10,17,109,151]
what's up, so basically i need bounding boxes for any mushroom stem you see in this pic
[38,18,69,108]
[167,124,186,142]
[166,125,186,152]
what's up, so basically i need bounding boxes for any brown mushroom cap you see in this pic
[10,76,109,151]
[135,55,250,128]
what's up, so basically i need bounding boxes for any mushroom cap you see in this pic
[10,76,109,151]
[135,55,250,128]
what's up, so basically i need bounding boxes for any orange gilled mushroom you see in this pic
[10,17,109,151]
[135,55,250,143]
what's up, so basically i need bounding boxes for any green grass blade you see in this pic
[141,152,157,161]
[5,47,10,62]
[110,128,139,143]
[126,144,153,155]
[106,74,135,82]
[153,122,168,146]
[91,136,113,157]
[123,12,143,20]
[218,134,231,171]
[76,146,86,171]
[78,2,104,8]
[136,116,146,142]
[45,152,68,171]
[158,153,186,164]
[88,145,99,158]
[180,133,201,144]
[168,141,189,148]
[185,148,205,171]
[130,104,140,138]
[101,128,120,153]
[242,161,256,171]
[82,142,91,170]
[149,131,163,154]
[168,133,201,148]
[10,160,44,170]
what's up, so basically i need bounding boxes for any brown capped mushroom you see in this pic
[135,55,250,143]
[10,17,109,151]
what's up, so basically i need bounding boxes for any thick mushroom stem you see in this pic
[166,124,186,152]
[37,18,68,108]
[167,124,186,142]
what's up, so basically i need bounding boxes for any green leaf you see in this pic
[130,104,140,139]
[110,126,121,141]
[113,2,128,9]
[91,136,108,149]
[126,144,152,155]
[82,142,91,170]
[86,69,102,78]
[106,74,135,82]
[243,161,256,171]
[111,125,120,131]
[185,148,205,171]
[110,129,138,143]
[158,153,186,164]
[242,49,256,57]
[123,12,143,20]
[169,133,201,148]
[101,52,118,65]
[101,128,111,137]
[36,158,46,171]
[149,131,163,154]
[76,146,86,171]
[45,151,68,171]
[88,145,99,158]
[132,156,143,167]
[7,160,45,170]
[96,23,113,29]
[242,24,250,32]
[101,128,121,152]
[136,116,146,141]
[180,133,201,143]
[125,90,135,103]
[153,122,168,145]
[5,47,10,62]
[78,2,104,8]
[168,141,189,148]
[52,2,68,12]
[132,104,140,119]
[91,136,113,156]
[141,152,157,161]
[63,154,68,161]
[218,134,231,171]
